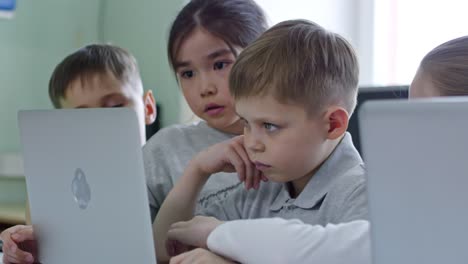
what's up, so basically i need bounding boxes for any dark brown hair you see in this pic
[420,36,468,96]
[49,44,141,108]
[230,19,359,116]
[167,0,267,72]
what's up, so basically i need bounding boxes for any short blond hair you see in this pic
[229,19,359,116]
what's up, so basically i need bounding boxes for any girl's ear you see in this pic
[143,90,157,125]
[323,106,349,140]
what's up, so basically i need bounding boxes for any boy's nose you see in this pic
[245,134,265,153]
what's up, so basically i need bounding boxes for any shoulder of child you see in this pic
[329,163,366,197]
[328,163,368,222]
[144,123,195,148]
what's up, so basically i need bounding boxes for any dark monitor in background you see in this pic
[348,86,409,154]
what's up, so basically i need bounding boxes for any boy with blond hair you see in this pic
[155,19,367,262]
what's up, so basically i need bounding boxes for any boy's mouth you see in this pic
[254,161,271,170]
[204,104,225,116]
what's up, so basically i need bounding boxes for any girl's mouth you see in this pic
[204,104,225,116]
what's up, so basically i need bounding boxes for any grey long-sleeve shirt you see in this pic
[143,121,241,221]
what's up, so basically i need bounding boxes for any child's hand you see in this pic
[0,225,37,264]
[169,248,236,264]
[167,216,223,250]
[192,136,267,190]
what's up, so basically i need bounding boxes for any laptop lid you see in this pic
[359,98,468,264]
[18,108,156,264]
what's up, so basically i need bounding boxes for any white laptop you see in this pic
[18,108,156,264]
[359,98,468,264]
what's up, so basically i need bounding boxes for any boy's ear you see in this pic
[144,90,157,125]
[324,106,349,140]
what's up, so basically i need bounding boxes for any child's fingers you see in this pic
[169,220,187,230]
[2,236,20,259]
[233,135,257,190]
[231,141,255,190]
[1,225,34,250]
[165,238,191,257]
[11,227,35,243]
[1,226,34,264]
[1,232,16,252]
[5,241,34,263]
[168,221,196,245]
[170,248,209,264]
[169,249,198,264]
[167,226,187,245]
[247,164,257,190]
[253,169,262,189]
[250,169,260,190]
[4,253,30,264]
[169,250,187,264]
[3,247,34,264]
[261,171,268,182]
[225,147,246,183]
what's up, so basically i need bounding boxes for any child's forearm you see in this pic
[153,161,210,262]
[207,218,371,264]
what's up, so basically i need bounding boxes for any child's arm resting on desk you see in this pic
[0,225,36,264]
[167,216,224,250]
[153,136,262,262]
[207,218,371,264]
[170,248,236,264]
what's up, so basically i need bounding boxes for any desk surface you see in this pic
[0,202,26,225]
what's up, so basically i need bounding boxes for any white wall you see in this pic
[373,0,468,85]
[256,0,374,84]
[257,0,359,44]
[100,0,186,127]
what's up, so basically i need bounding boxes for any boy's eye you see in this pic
[104,101,126,108]
[213,61,229,71]
[180,70,194,79]
[264,123,279,132]
[103,98,127,108]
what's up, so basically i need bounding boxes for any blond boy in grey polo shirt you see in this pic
[155,19,366,262]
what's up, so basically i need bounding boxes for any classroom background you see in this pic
[0,0,467,230]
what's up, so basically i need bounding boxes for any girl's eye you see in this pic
[111,104,125,108]
[264,123,279,132]
[180,70,194,79]
[213,61,229,71]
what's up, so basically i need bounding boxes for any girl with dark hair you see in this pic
[143,0,267,224]
[0,1,267,264]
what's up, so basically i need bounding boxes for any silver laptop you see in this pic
[359,98,468,264]
[18,108,156,264]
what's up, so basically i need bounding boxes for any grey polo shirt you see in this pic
[197,132,368,225]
